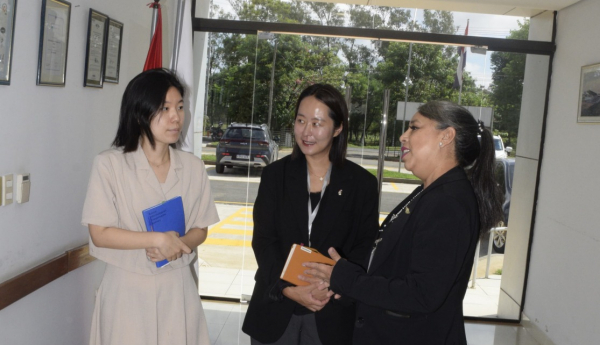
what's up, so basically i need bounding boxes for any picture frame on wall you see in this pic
[0,0,17,85]
[84,9,108,88]
[37,0,71,86]
[104,18,123,84]
[577,63,600,123]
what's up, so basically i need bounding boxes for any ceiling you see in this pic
[312,0,581,17]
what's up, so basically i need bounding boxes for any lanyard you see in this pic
[307,163,332,246]
[367,187,423,272]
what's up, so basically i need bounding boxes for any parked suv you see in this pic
[215,123,279,174]
[493,158,515,253]
[493,135,513,159]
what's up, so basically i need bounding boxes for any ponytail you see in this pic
[468,123,504,236]
[417,101,504,237]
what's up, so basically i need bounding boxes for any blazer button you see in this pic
[355,317,364,328]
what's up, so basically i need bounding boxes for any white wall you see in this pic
[0,0,175,343]
[524,0,600,343]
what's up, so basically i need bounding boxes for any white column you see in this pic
[192,0,210,156]
[496,11,554,320]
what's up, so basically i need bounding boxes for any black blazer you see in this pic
[242,155,379,345]
[330,167,480,345]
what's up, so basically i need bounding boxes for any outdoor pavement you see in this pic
[198,202,504,317]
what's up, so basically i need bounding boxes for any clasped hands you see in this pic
[145,231,191,263]
[284,248,343,312]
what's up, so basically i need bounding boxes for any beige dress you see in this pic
[82,145,219,345]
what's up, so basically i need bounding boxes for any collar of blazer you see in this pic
[286,155,355,247]
[368,166,468,273]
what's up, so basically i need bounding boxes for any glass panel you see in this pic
[197,16,547,326]
[198,31,260,302]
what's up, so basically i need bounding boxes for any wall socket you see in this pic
[1,174,14,206]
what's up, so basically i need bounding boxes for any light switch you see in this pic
[16,174,30,203]
[1,174,13,206]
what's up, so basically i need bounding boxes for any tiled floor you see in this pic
[202,300,543,345]
[198,267,503,317]
[199,200,538,344]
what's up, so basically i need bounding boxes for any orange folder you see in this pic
[280,244,336,286]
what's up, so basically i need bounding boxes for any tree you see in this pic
[207,0,487,149]
[489,20,529,147]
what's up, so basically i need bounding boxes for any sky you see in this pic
[452,11,526,88]
[209,0,528,88]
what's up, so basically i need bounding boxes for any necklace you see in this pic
[149,153,170,168]
[308,167,327,181]
[385,188,423,225]
[368,187,423,271]
[150,159,169,168]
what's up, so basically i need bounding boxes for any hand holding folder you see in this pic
[142,196,186,268]
[280,244,336,286]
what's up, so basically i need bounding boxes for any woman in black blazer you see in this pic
[242,84,379,345]
[305,101,504,344]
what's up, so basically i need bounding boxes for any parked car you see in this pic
[493,158,515,253]
[477,135,513,159]
[208,122,224,141]
[215,123,279,174]
[493,135,513,159]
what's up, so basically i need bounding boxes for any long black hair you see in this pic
[291,84,349,167]
[112,68,185,152]
[418,101,504,236]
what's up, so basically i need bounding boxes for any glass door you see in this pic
[198,27,544,323]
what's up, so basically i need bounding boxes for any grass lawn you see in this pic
[366,168,418,180]
[202,154,216,162]
[202,154,417,181]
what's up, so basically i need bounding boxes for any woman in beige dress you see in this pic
[82,68,219,345]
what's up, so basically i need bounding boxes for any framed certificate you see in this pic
[577,63,600,124]
[104,18,123,84]
[37,0,71,86]
[0,0,17,85]
[84,9,108,88]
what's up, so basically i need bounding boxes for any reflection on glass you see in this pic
[199,20,540,322]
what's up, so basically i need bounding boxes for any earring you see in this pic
[439,142,443,148]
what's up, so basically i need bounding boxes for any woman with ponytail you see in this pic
[302,100,503,344]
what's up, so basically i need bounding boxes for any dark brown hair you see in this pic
[112,68,185,152]
[291,84,348,167]
[418,100,504,236]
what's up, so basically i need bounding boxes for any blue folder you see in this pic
[142,196,186,268]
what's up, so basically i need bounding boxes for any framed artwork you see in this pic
[0,0,17,85]
[37,0,71,86]
[84,9,108,87]
[104,18,123,84]
[577,63,600,123]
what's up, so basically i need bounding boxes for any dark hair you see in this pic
[112,68,185,152]
[291,84,348,167]
[417,100,504,236]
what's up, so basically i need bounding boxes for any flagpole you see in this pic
[150,0,160,43]
[458,80,463,105]
[171,0,185,71]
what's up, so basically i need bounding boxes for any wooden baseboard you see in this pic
[0,244,95,311]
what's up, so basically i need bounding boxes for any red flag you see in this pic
[453,20,469,89]
[144,3,162,71]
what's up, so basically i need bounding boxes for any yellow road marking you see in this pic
[210,228,253,236]
[391,182,398,190]
[204,238,252,247]
[206,207,255,247]
[226,220,254,226]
